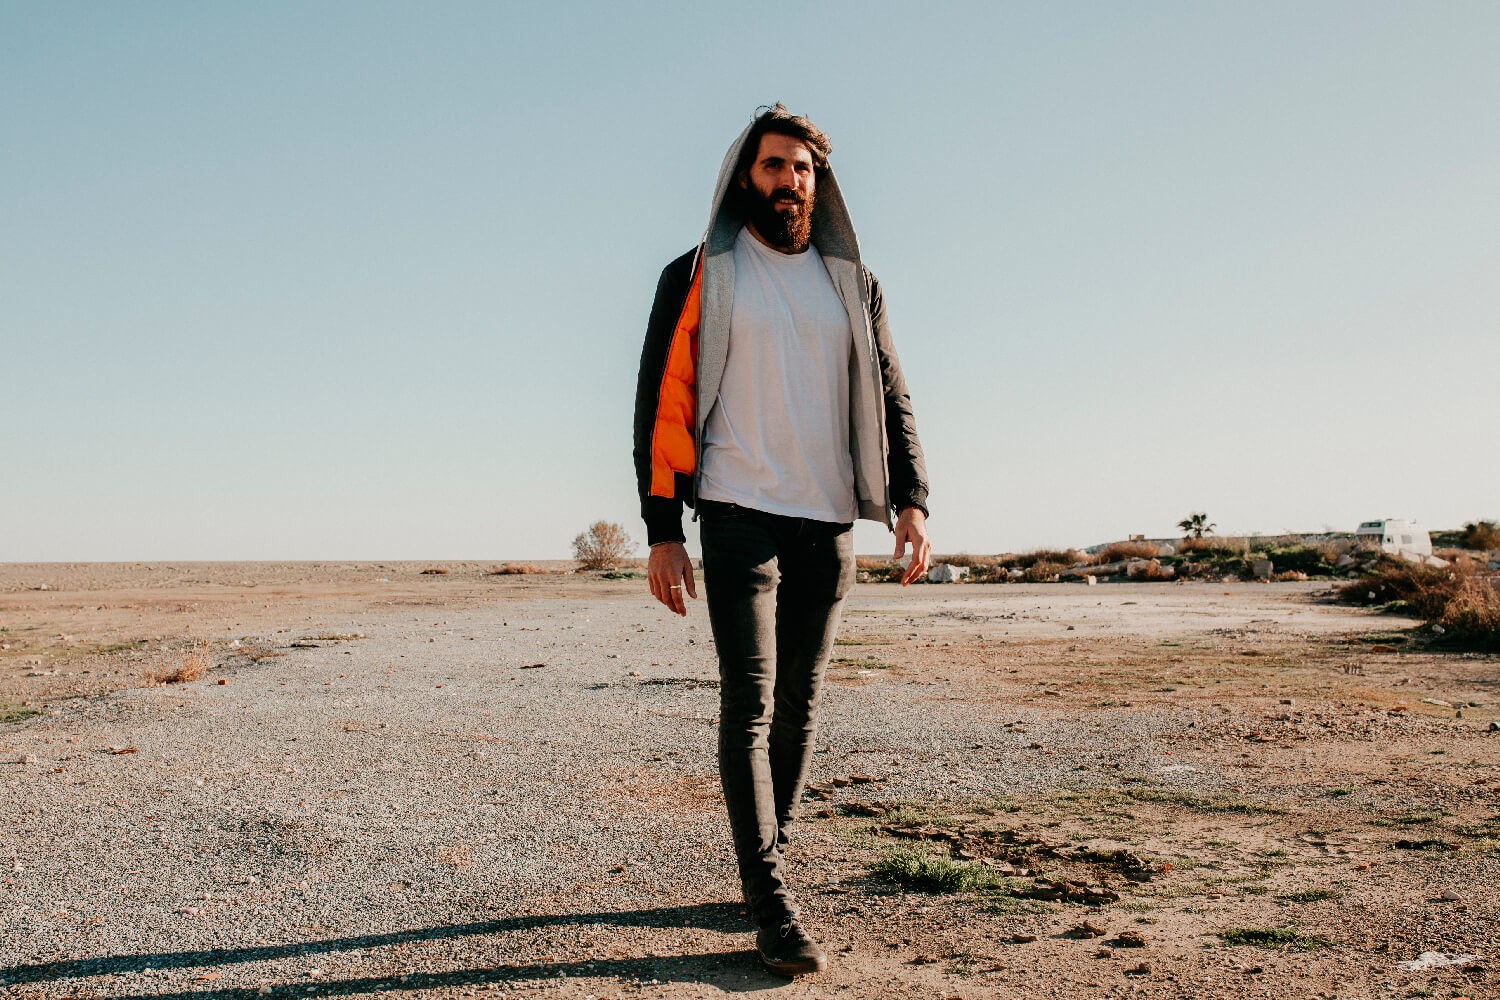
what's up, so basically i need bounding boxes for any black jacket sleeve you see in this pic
[867,270,930,518]
[632,249,698,546]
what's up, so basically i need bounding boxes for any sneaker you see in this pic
[756,919,828,977]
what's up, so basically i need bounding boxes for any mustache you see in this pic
[770,187,807,206]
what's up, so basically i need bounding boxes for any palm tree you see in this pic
[1178,512,1216,538]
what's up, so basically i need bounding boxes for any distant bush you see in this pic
[1000,549,1084,570]
[1461,520,1500,550]
[1093,542,1159,564]
[487,563,540,575]
[573,521,633,570]
[968,563,1012,583]
[1178,536,1249,555]
[1261,545,1335,577]
[1023,560,1070,583]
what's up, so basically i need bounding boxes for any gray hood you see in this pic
[701,118,863,263]
[691,117,893,528]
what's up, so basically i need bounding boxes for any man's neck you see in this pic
[745,222,810,255]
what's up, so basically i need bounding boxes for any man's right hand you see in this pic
[647,541,698,617]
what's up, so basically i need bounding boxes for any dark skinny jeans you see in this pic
[698,499,855,928]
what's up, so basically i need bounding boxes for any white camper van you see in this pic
[1355,519,1432,558]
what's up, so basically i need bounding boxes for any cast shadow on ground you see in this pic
[0,903,794,995]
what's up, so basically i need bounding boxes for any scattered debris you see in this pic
[1396,951,1482,971]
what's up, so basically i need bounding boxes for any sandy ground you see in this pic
[1,563,1497,1000]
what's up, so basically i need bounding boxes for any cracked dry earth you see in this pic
[2,564,1498,1000]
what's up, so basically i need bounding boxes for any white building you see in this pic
[1355,518,1432,558]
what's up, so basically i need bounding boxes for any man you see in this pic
[632,104,930,977]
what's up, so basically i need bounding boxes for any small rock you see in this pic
[1490,721,1499,732]
[1124,962,1151,976]
[20,754,36,765]
[1009,933,1037,944]
[1068,920,1107,939]
[1112,931,1147,948]
[1440,889,1463,902]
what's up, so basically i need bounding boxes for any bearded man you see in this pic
[632,104,930,977]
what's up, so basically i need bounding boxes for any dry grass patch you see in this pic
[1023,560,1071,583]
[1093,542,1160,563]
[1438,576,1500,649]
[1338,558,1500,650]
[1,702,41,724]
[487,563,541,575]
[153,649,211,684]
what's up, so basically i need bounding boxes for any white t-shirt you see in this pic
[698,228,857,523]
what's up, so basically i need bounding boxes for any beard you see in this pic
[745,182,814,251]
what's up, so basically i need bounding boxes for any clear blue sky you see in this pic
[4,2,1496,560]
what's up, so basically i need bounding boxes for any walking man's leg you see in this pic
[700,510,791,927]
[769,520,855,849]
[702,508,851,976]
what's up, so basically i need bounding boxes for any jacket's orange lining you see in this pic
[648,263,701,497]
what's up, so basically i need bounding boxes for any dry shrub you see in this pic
[1337,559,1461,619]
[573,520,633,570]
[155,650,211,684]
[1437,576,1500,650]
[1461,520,1500,550]
[856,555,894,570]
[1093,542,1159,564]
[487,563,539,575]
[1023,560,1069,583]
[1339,559,1500,650]
[1273,570,1310,582]
[938,553,990,568]
[968,563,1011,583]
[1001,549,1084,570]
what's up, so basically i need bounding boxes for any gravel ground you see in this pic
[2,581,1496,999]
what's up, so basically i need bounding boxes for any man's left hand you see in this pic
[893,507,931,586]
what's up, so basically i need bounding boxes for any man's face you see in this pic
[739,132,816,251]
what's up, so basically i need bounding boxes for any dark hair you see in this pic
[735,103,832,178]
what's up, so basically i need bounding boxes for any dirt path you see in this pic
[2,568,1496,999]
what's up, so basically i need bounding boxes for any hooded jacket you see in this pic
[633,118,929,547]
